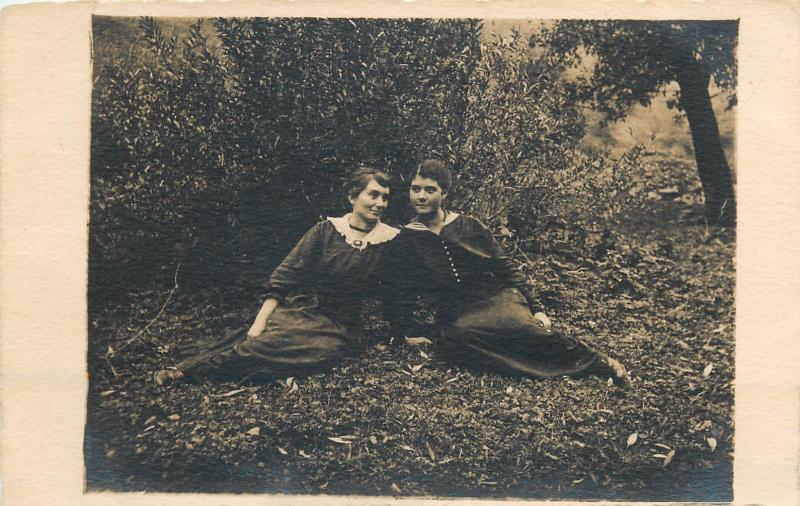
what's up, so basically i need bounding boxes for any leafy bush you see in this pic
[90,18,656,306]
[91,17,481,299]
[444,30,654,263]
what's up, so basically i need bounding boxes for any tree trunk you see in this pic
[675,61,736,226]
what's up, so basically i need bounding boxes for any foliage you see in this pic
[539,20,738,226]
[91,17,650,300]
[541,20,738,119]
[91,17,482,296]
[87,20,734,499]
[86,159,734,498]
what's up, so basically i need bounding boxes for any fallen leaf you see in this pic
[328,437,353,444]
[105,448,116,459]
[288,382,299,394]
[426,443,436,462]
[404,336,432,346]
[419,351,430,359]
[607,377,614,387]
[410,364,424,374]
[654,443,672,451]
[277,447,288,455]
[167,414,180,421]
[246,427,260,436]
[390,483,402,494]
[445,377,458,384]
[663,449,676,467]
[676,339,691,351]
[399,444,415,452]
[143,416,157,426]
[220,388,247,397]
[299,450,311,458]
[707,437,717,451]
[626,433,638,447]
[369,435,378,445]
[703,364,714,377]
[100,389,115,397]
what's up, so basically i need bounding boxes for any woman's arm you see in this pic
[247,297,279,337]
[264,221,325,301]
[471,218,551,330]
[251,222,325,337]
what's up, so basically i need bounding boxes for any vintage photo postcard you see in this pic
[1,1,799,505]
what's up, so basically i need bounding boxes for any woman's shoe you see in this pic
[153,368,185,386]
[606,357,629,385]
[591,355,629,385]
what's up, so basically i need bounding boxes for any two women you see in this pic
[155,161,625,385]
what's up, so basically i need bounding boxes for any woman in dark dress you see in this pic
[384,159,627,381]
[154,167,399,385]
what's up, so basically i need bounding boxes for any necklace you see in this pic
[348,221,374,234]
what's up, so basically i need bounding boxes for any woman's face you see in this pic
[349,178,390,224]
[409,175,446,216]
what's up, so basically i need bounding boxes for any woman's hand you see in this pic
[532,312,552,333]
[247,298,279,338]
[247,322,266,339]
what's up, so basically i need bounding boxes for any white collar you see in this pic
[328,214,399,250]
[405,211,460,231]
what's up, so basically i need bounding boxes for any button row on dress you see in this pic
[442,241,461,283]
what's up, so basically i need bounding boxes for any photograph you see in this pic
[81,15,738,501]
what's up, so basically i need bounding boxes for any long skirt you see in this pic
[176,297,360,383]
[440,288,606,378]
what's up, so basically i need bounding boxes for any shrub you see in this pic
[90,17,482,300]
[90,18,652,306]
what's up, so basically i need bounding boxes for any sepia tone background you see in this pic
[84,14,735,499]
[1,1,799,505]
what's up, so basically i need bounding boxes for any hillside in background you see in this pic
[580,84,736,173]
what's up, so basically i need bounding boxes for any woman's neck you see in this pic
[416,209,446,230]
[348,213,377,233]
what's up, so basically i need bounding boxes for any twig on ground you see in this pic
[113,259,181,355]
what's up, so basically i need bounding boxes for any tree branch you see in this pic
[112,259,182,355]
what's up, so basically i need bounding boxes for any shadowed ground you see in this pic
[85,159,734,500]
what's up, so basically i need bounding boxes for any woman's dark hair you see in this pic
[346,166,392,199]
[411,159,452,193]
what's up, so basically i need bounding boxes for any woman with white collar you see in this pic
[154,167,399,385]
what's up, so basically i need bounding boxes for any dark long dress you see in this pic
[176,216,399,382]
[383,213,610,378]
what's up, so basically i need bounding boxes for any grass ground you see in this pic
[85,158,734,500]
